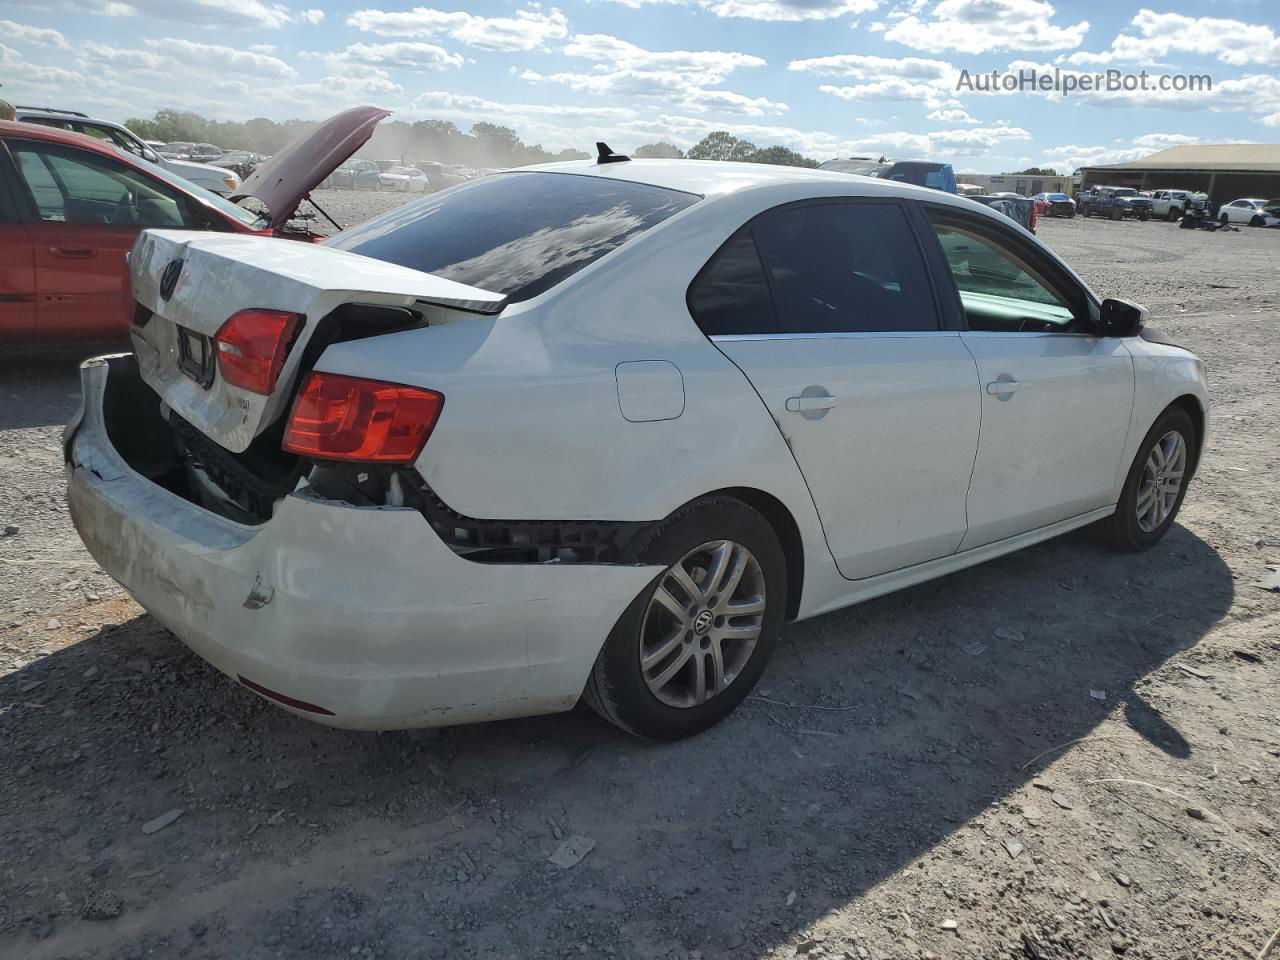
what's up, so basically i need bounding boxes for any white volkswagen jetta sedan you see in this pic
[65,154,1208,740]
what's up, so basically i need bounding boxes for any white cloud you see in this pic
[143,37,296,77]
[602,0,876,19]
[81,41,173,71]
[1074,9,1280,68]
[0,19,69,48]
[987,59,1280,118]
[927,106,980,123]
[702,0,877,19]
[522,33,783,116]
[97,0,294,30]
[331,41,464,72]
[788,52,952,80]
[299,8,324,23]
[346,5,568,52]
[884,0,1088,54]
[1264,113,1280,128]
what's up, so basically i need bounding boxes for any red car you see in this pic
[0,107,388,345]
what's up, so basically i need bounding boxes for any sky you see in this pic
[3,0,1280,173]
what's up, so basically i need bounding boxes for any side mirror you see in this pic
[1098,298,1148,337]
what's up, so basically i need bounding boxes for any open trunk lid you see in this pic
[229,106,389,229]
[129,229,505,454]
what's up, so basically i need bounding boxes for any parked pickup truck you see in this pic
[1079,186,1153,221]
[1150,190,1200,221]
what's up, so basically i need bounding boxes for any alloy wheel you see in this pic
[1135,430,1187,532]
[639,540,766,708]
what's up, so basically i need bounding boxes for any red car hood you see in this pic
[230,106,389,229]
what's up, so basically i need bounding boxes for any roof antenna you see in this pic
[596,141,630,164]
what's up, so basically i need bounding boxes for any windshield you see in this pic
[1113,188,1138,196]
[326,171,698,303]
[1047,194,1069,200]
[388,166,416,175]
[128,152,266,229]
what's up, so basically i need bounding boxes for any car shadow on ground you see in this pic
[0,351,108,431]
[0,523,1233,958]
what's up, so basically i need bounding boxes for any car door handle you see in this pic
[49,244,96,259]
[785,395,838,412]
[986,378,1020,396]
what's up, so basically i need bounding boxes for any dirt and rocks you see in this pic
[1,201,1278,960]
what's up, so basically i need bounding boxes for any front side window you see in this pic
[751,201,939,334]
[926,210,1080,333]
[328,172,698,303]
[12,142,193,228]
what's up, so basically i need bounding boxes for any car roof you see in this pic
[513,157,954,201]
[0,118,131,156]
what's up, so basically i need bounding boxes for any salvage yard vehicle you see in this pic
[0,107,389,344]
[1079,186,1152,220]
[65,152,1209,740]
[379,165,429,192]
[325,158,381,190]
[821,157,1036,231]
[1217,198,1280,227]
[15,107,242,197]
[1034,192,1076,218]
[1150,190,1198,221]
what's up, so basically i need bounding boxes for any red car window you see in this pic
[11,141,194,229]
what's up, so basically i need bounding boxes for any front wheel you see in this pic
[1220,213,1230,226]
[1092,406,1196,551]
[1250,215,1265,227]
[583,497,787,740]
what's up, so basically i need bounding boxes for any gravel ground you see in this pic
[1,201,1278,960]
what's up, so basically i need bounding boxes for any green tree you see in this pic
[1006,167,1057,176]
[746,144,818,168]
[687,131,758,161]
[634,141,685,159]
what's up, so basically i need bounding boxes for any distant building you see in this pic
[954,173,1075,197]
[1078,144,1280,209]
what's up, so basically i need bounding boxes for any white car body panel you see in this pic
[958,331,1135,548]
[128,230,504,453]
[67,357,661,729]
[165,157,241,196]
[65,159,1211,730]
[713,332,979,580]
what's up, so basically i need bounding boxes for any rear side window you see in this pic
[752,202,939,334]
[327,172,698,303]
[687,232,776,336]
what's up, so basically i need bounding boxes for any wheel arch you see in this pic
[1168,394,1206,470]
[705,486,805,621]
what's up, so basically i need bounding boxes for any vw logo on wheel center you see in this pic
[693,610,715,635]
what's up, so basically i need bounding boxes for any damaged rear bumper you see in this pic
[65,354,659,730]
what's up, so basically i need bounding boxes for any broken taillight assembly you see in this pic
[214,309,302,395]
[283,372,444,463]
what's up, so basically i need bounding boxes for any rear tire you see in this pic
[1220,213,1229,226]
[583,497,787,740]
[1092,406,1197,552]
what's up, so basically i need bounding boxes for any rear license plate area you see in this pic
[177,327,215,388]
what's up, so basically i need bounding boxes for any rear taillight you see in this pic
[214,309,302,395]
[283,372,443,463]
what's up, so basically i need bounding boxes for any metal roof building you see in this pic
[1079,144,1280,208]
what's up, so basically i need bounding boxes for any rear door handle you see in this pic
[785,395,838,412]
[985,378,1020,397]
[49,244,97,259]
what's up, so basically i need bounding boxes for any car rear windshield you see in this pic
[326,171,699,303]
